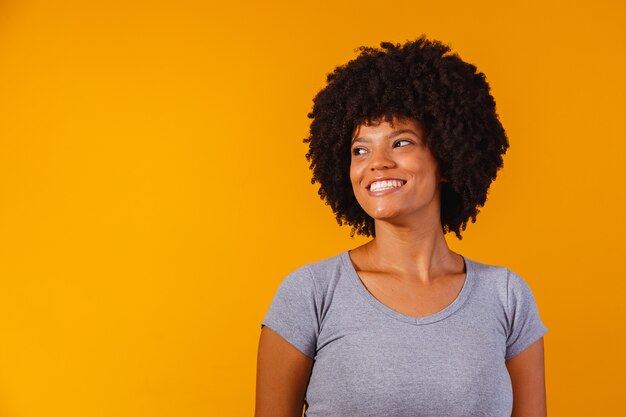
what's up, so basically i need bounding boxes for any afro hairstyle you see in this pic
[304,36,509,239]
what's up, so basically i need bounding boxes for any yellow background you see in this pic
[0,0,624,416]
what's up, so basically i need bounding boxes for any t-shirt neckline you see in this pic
[340,250,475,326]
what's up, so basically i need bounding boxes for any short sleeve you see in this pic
[261,265,319,359]
[505,269,549,360]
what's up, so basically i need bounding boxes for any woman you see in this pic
[256,37,548,417]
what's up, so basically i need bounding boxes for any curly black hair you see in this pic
[304,36,509,239]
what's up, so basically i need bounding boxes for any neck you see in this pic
[364,219,460,284]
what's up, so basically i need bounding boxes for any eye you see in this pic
[352,147,367,156]
[393,139,412,148]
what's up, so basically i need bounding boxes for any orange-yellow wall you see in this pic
[1,0,624,416]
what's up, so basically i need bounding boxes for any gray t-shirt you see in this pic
[262,251,548,417]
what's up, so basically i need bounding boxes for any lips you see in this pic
[367,179,406,192]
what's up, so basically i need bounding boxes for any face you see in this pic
[349,117,443,226]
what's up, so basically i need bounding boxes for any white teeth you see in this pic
[369,179,405,192]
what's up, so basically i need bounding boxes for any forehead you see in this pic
[352,117,424,140]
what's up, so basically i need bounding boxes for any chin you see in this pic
[367,208,402,220]
[366,205,440,226]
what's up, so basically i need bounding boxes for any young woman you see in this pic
[255,37,548,417]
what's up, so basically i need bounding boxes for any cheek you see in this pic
[349,164,368,207]
[411,155,439,179]
[349,163,360,189]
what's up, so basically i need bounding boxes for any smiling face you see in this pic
[349,117,443,227]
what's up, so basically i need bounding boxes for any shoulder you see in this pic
[302,251,348,283]
[469,261,549,360]
[466,256,545,319]
[262,254,348,359]
[465,256,508,295]
[262,252,349,343]
[465,256,538,307]
[276,251,347,296]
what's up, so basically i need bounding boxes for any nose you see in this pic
[369,149,396,171]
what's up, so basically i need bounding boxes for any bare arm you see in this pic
[506,337,547,417]
[255,326,314,417]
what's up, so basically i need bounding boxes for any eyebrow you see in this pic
[351,129,421,144]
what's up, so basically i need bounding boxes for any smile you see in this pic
[368,179,406,192]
